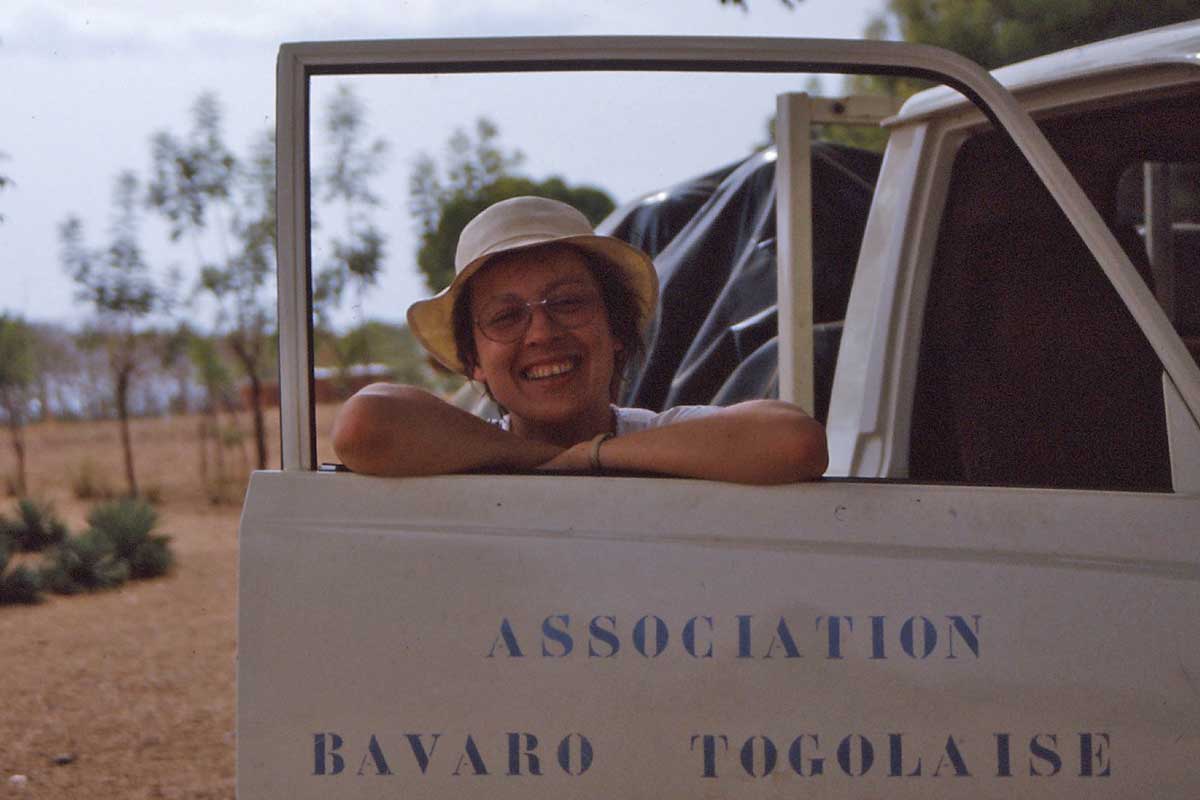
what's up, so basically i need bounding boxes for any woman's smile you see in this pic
[521,356,580,381]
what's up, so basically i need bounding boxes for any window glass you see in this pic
[910,90,1200,491]
[1115,161,1200,347]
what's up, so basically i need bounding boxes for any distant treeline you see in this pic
[4,319,453,424]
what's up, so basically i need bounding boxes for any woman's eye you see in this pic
[547,295,587,314]
[488,307,525,328]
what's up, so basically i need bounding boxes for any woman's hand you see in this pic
[534,440,594,473]
[584,400,827,484]
[541,400,828,484]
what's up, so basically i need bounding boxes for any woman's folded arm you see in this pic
[332,383,562,477]
[539,400,828,484]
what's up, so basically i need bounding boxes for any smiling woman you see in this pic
[331,196,827,484]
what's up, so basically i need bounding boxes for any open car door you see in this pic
[238,36,1200,799]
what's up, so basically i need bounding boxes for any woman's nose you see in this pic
[523,302,566,342]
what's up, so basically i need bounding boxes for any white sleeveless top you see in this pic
[496,404,721,435]
[610,404,722,434]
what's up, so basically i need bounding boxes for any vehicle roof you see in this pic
[894,19,1200,123]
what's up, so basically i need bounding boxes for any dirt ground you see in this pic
[0,405,338,798]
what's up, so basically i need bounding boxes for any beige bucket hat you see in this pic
[407,195,659,375]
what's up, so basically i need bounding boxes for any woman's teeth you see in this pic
[523,359,577,380]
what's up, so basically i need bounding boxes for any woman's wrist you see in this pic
[588,432,615,473]
[501,433,566,470]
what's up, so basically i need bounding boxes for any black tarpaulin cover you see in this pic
[600,142,880,423]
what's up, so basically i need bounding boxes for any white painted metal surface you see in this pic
[894,19,1200,123]
[239,471,1200,798]
[1165,374,1200,494]
[275,49,313,472]
[774,92,815,414]
[825,123,964,477]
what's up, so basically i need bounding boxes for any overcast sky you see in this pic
[2,0,884,329]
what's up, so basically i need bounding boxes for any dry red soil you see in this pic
[0,405,339,798]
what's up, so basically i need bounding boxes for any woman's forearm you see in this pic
[332,383,562,477]
[541,400,828,484]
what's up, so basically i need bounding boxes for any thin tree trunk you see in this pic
[230,335,268,470]
[222,400,251,474]
[197,417,209,488]
[3,396,26,497]
[9,421,26,497]
[36,376,52,422]
[115,367,138,497]
[248,372,267,469]
[176,366,191,414]
[213,405,226,482]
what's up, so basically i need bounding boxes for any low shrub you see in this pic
[1,499,69,552]
[69,458,116,501]
[8,498,174,598]
[0,535,43,604]
[142,484,165,506]
[41,530,130,594]
[86,498,173,579]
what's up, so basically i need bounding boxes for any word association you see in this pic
[486,613,982,660]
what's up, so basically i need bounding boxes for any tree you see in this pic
[60,171,159,497]
[200,129,276,470]
[323,321,457,393]
[26,322,87,421]
[0,315,35,495]
[149,94,275,469]
[740,0,1197,105]
[311,85,390,371]
[753,0,1200,152]
[147,94,237,243]
[846,1,1200,101]
[877,0,1199,71]
[313,86,389,315]
[157,322,194,414]
[410,118,616,293]
[187,333,242,502]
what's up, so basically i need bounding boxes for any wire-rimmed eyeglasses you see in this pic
[475,290,602,343]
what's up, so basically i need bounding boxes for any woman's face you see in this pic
[469,246,621,442]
